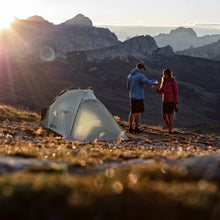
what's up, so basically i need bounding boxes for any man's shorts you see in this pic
[162,102,175,114]
[130,99,144,113]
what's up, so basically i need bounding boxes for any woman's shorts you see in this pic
[130,99,144,113]
[162,102,175,114]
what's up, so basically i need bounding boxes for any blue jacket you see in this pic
[127,68,155,100]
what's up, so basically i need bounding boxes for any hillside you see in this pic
[0,105,220,219]
[0,35,220,127]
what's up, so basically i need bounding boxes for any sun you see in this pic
[0,16,14,29]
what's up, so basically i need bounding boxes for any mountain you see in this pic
[176,39,220,60]
[154,27,220,51]
[0,34,219,127]
[67,35,174,63]
[0,14,120,60]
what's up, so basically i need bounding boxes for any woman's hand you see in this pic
[152,85,157,90]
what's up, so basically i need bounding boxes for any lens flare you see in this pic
[39,46,56,61]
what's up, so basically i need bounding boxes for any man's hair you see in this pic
[136,63,146,70]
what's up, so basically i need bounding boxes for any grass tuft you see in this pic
[0,105,40,123]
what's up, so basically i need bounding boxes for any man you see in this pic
[127,63,157,133]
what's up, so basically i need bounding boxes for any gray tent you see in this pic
[41,89,128,141]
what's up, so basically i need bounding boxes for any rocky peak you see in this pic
[63,14,93,27]
[153,45,174,57]
[122,35,158,55]
[169,27,197,38]
[154,27,199,51]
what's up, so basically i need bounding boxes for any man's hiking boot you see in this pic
[129,127,134,133]
[134,127,142,133]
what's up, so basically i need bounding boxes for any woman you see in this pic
[152,69,178,134]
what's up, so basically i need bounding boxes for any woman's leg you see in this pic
[162,114,169,128]
[168,113,173,133]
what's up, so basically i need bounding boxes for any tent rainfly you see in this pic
[41,89,128,141]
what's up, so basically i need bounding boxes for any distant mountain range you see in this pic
[154,27,220,51]
[0,15,220,126]
[2,16,220,61]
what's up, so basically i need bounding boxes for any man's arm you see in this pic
[139,74,155,85]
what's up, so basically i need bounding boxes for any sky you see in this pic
[1,0,220,27]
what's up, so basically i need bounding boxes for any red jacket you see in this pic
[156,77,178,103]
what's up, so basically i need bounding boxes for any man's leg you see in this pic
[134,113,141,128]
[134,113,142,133]
[128,112,135,132]
[129,112,135,127]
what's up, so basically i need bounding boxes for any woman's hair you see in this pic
[160,69,173,89]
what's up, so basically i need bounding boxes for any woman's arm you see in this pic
[152,86,164,94]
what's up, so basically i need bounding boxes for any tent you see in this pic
[41,88,128,141]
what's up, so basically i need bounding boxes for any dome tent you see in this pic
[41,88,128,141]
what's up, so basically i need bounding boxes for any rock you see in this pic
[3,119,10,125]
[169,155,220,181]
[0,156,67,173]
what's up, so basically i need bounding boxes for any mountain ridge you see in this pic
[66,35,174,63]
